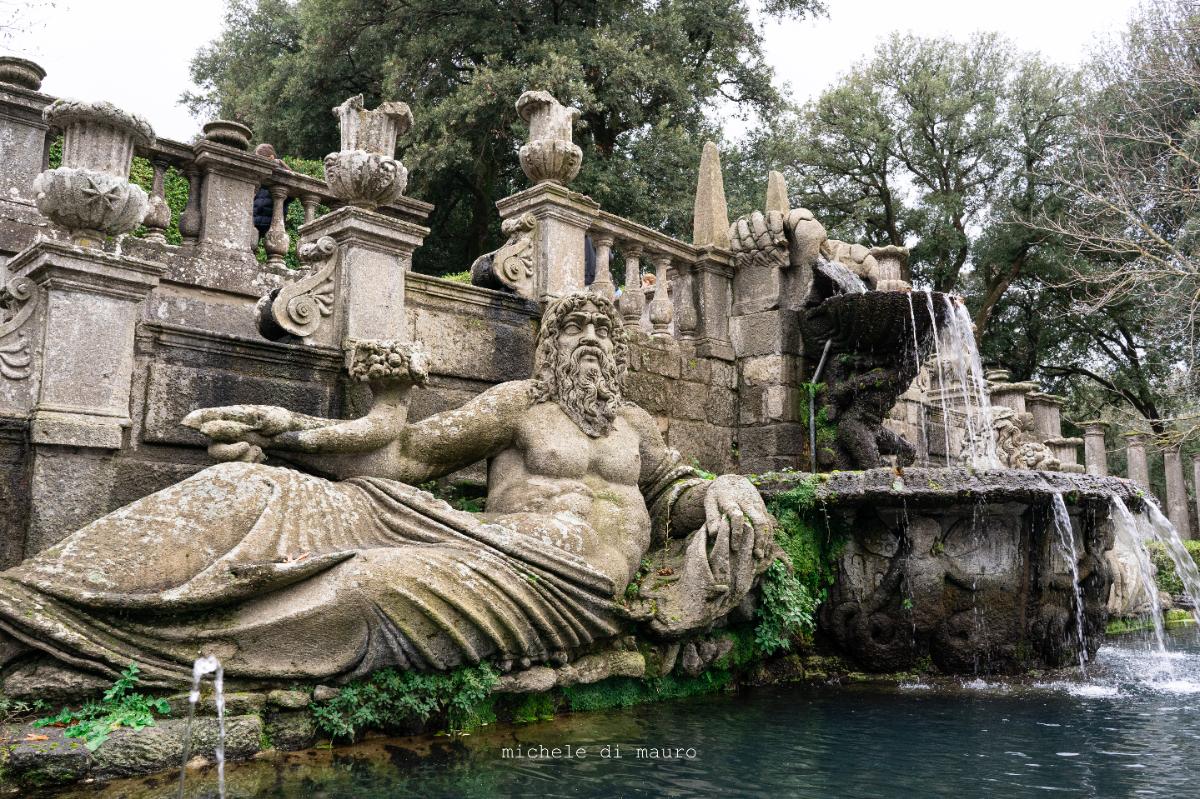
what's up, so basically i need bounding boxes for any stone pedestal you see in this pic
[1125,432,1150,489]
[297,206,429,346]
[192,140,272,262]
[1082,421,1109,477]
[0,80,49,208]
[7,240,163,551]
[496,183,598,302]
[1164,449,1192,538]
[691,247,734,361]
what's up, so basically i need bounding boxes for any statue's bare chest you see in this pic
[515,404,640,484]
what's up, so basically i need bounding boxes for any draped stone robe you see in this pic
[0,455,701,689]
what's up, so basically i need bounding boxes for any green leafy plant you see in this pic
[1147,540,1200,596]
[311,663,498,740]
[754,560,817,655]
[34,663,169,751]
[0,696,48,724]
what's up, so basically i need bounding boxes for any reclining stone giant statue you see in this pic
[0,293,777,691]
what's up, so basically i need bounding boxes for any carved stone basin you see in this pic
[801,290,952,470]
[818,290,950,353]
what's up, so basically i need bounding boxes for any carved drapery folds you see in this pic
[469,212,538,298]
[256,235,338,340]
[324,95,414,210]
[516,90,582,186]
[32,99,154,247]
[0,276,38,380]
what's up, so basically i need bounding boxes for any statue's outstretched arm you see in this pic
[184,379,532,483]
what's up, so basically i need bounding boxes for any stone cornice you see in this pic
[9,239,165,299]
[192,141,273,181]
[135,320,343,374]
[300,206,429,253]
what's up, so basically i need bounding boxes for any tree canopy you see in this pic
[186,0,824,273]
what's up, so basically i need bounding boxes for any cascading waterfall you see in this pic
[1109,496,1169,657]
[904,293,931,466]
[178,655,226,799]
[938,296,999,469]
[1050,494,1088,671]
[923,292,954,463]
[1141,500,1200,627]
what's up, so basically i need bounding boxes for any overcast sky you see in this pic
[3,0,1142,144]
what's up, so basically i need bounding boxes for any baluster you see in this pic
[143,157,171,244]
[649,253,674,339]
[301,192,320,225]
[618,243,644,329]
[264,184,291,267]
[178,164,202,242]
[589,233,615,300]
[674,260,698,340]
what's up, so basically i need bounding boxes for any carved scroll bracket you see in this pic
[256,236,339,340]
[0,276,38,380]
[469,212,538,299]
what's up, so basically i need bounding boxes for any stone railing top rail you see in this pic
[590,209,732,266]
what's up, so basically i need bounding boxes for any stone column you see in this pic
[649,254,674,338]
[177,164,202,243]
[300,193,320,225]
[589,234,615,300]
[672,261,698,340]
[1125,432,1150,489]
[142,157,172,244]
[264,184,291,268]
[8,240,164,552]
[617,243,644,329]
[1081,421,1109,477]
[1192,454,1200,538]
[1164,449,1192,537]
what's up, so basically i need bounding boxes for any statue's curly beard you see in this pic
[552,343,622,438]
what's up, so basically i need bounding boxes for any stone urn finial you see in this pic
[0,56,46,91]
[516,90,582,186]
[323,94,414,210]
[32,99,155,248]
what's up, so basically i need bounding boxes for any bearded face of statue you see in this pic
[533,294,627,438]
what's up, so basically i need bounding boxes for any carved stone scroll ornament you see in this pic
[0,277,38,380]
[256,236,339,340]
[469,213,538,298]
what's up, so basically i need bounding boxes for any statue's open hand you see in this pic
[182,405,330,463]
[702,474,774,593]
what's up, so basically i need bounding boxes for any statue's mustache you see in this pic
[571,344,606,365]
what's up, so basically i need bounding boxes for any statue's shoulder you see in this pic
[479,379,540,412]
[617,402,658,437]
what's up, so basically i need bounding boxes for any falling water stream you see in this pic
[939,297,999,469]
[1049,494,1088,672]
[904,293,931,466]
[178,655,226,799]
[1142,500,1200,627]
[1109,497,1169,657]
[923,293,954,463]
